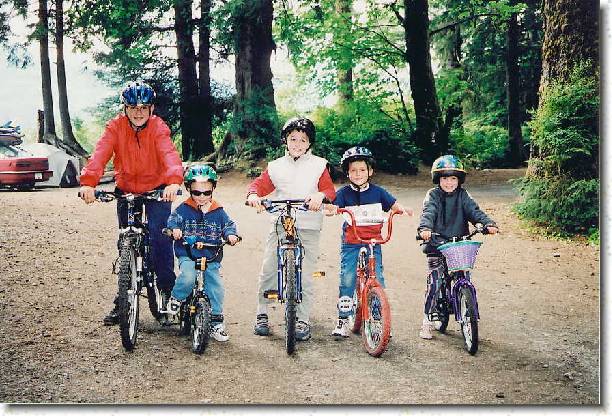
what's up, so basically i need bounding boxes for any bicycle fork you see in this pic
[451,272,480,321]
[264,245,303,303]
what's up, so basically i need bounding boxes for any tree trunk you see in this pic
[196,0,214,158]
[55,0,88,157]
[335,0,354,105]
[506,10,525,165]
[233,0,277,158]
[37,0,57,144]
[403,0,443,162]
[174,0,200,161]
[539,0,598,92]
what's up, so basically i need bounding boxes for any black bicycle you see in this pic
[162,229,241,354]
[89,189,178,351]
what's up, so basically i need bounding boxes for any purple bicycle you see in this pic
[419,224,489,355]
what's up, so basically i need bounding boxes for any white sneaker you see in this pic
[331,318,350,338]
[210,323,230,342]
[419,318,434,340]
[166,297,181,316]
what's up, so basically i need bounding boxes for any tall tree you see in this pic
[401,0,443,159]
[335,0,354,105]
[55,0,88,156]
[505,2,525,165]
[174,0,200,161]
[232,0,277,158]
[37,0,57,143]
[197,0,214,158]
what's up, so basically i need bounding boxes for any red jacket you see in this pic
[80,114,183,193]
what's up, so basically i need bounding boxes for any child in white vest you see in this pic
[246,117,336,341]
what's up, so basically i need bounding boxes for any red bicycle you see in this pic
[337,208,399,357]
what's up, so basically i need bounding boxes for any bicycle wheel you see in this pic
[349,287,362,334]
[192,296,211,354]
[284,250,297,355]
[362,286,391,357]
[117,246,140,351]
[458,287,479,355]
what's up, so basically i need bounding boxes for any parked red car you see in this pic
[0,140,53,190]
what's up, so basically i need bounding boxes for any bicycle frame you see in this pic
[338,209,398,336]
[262,199,307,305]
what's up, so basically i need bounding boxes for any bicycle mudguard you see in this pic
[452,273,480,321]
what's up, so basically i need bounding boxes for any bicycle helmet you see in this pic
[280,117,316,145]
[120,81,156,106]
[184,164,218,188]
[340,146,374,173]
[431,155,466,184]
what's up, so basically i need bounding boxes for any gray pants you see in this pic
[255,223,321,323]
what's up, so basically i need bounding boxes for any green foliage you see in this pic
[451,116,509,168]
[307,98,419,174]
[513,177,599,235]
[515,62,599,235]
[528,63,599,179]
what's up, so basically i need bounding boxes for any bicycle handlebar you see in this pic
[78,188,182,202]
[161,228,242,261]
[337,208,400,245]
[416,223,489,243]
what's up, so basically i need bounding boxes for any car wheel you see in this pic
[60,163,78,188]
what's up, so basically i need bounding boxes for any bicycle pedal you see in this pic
[312,271,325,278]
[263,290,279,300]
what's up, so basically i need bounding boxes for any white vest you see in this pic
[267,152,328,230]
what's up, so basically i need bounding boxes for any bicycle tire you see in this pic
[349,287,362,334]
[458,287,479,355]
[284,250,297,355]
[117,246,140,351]
[192,297,211,354]
[362,286,391,357]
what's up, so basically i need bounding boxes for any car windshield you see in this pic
[0,144,34,159]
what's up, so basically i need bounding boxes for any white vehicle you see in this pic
[18,143,80,187]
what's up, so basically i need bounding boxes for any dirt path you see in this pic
[0,169,599,404]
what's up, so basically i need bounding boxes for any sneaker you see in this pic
[254,314,270,336]
[419,318,434,340]
[331,318,350,338]
[103,307,119,326]
[210,323,230,342]
[166,297,181,316]
[296,320,311,341]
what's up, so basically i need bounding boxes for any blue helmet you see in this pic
[120,82,156,106]
[340,146,374,173]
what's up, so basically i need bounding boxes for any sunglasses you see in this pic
[191,190,213,197]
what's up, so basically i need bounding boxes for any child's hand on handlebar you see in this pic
[323,203,338,216]
[172,228,183,240]
[486,225,499,235]
[227,235,240,245]
[246,193,265,213]
[305,192,325,211]
[79,186,96,204]
[163,184,181,202]
[419,229,432,241]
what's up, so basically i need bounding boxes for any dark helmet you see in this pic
[340,146,374,173]
[431,155,466,184]
[120,81,156,106]
[184,164,218,188]
[280,117,316,145]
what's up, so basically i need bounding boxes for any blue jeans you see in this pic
[172,258,224,316]
[116,195,176,291]
[338,243,384,318]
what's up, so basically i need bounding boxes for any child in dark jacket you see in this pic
[417,155,498,340]
[166,164,239,342]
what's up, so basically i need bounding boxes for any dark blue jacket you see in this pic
[167,198,237,262]
[417,186,495,254]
